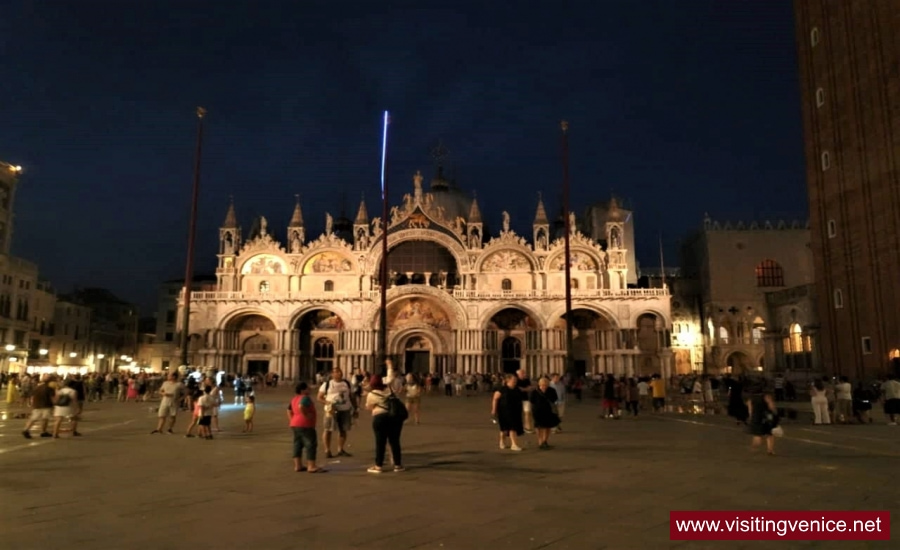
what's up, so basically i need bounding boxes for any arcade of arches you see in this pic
[196,303,671,380]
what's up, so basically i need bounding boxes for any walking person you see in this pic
[492,374,525,451]
[52,379,81,438]
[834,376,853,424]
[529,376,560,449]
[516,368,535,433]
[549,373,567,432]
[880,375,900,425]
[747,392,780,456]
[404,373,422,425]
[625,378,640,416]
[22,375,54,439]
[365,375,405,473]
[243,395,256,433]
[151,372,183,434]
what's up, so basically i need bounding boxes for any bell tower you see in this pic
[353,195,369,250]
[218,197,241,291]
[532,192,550,252]
[466,195,483,249]
[287,194,305,254]
[605,197,628,290]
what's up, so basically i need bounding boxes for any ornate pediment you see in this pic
[548,230,604,254]
[386,188,466,243]
[303,232,353,253]
[481,249,532,272]
[239,233,285,256]
[485,230,530,248]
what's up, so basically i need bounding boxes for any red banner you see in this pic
[670,511,890,541]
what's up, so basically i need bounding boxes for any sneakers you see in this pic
[393,466,405,472]
[22,430,31,439]
[510,445,523,452]
[499,442,507,450]
[367,466,382,474]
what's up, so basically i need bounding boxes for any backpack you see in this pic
[383,389,408,422]
[56,392,72,407]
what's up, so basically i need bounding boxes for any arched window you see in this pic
[815,88,825,107]
[821,151,831,171]
[313,337,335,374]
[752,317,765,344]
[501,337,522,359]
[501,278,512,291]
[789,323,803,353]
[889,349,900,360]
[259,281,270,293]
[718,326,729,345]
[833,289,843,309]
[323,280,334,292]
[810,27,819,47]
[755,260,784,287]
[570,278,579,289]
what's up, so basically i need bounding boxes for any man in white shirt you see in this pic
[881,375,900,425]
[152,372,184,434]
[318,367,356,458]
[834,376,853,423]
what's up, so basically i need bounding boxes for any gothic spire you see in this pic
[289,194,304,227]
[355,195,369,225]
[534,192,549,224]
[222,196,238,228]
[468,195,482,224]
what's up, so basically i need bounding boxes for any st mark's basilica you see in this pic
[178,169,672,380]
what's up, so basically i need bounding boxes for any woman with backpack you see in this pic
[364,374,406,474]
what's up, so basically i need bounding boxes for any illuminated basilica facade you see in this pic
[178,170,672,380]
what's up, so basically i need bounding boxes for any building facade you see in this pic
[795,0,900,378]
[678,215,816,374]
[179,171,672,380]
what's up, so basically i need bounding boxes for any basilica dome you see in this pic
[428,167,472,222]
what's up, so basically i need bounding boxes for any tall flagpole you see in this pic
[180,106,206,368]
[561,121,574,377]
[659,233,667,289]
[378,111,390,374]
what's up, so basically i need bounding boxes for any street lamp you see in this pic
[97,353,105,359]
[39,349,48,356]
[5,344,15,352]
[69,352,77,358]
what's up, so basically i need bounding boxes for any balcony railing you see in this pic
[189,287,668,302]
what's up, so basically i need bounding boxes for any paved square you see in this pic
[1,388,898,549]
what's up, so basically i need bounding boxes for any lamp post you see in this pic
[179,106,207,368]
[561,121,575,377]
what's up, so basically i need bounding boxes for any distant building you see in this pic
[49,298,94,371]
[678,215,817,375]
[137,277,215,371]
[794,0,900,379]
[177,170,672,379]
[62,288,138,371]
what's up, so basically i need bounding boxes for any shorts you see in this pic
[158,401,178,418]
[323,410,351,433]
[292,427,317,461]
[30,408,52,421]
[199,415,212,427]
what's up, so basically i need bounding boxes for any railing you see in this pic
[190,287,669,302]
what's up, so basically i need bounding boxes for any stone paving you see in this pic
[0,387,898,549]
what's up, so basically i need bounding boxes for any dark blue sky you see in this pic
[1,0,806,313]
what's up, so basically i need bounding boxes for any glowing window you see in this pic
[889,348,900,359]
[755,260,784,287]
[501,279,512,291]
[816,88,825,107]
[833,289,843,309]
[324,280,334,292]
[821,151,831,171]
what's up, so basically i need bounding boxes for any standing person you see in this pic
[197,387,214,440]
[834,376,853,423]
[492,374,525,451]
[22,375,55,439]
[727,378,748,424]
[880,375,900,425]
[650,374,667,413]
[529,376,560,449]
[625,378,640,416]
[443,371,453,396]
[747,392,779,456]
[51,380,80,438]
[516,368,535,433]
[404,373,422,425]
[810,379,831,425]
[287,383,325,473]
[317,367,355,458]
[243,395,256,433]
[151,372,184,434]
[549,373,567,432]
[637,377,650,411]
[364,375,405,473]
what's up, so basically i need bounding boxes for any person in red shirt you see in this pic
[287,382,326,473]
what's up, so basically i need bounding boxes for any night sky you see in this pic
[1,0,806,313]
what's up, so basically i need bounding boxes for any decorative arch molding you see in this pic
[631,309,672,329]
[218,307,280,331]
[545,303,619,329]
[363,285,468,329]
[544,246,606,273]
[294,247,359,275]
[388,325,448,356]
[479,302,546,330]
[287,304,351,329]
[474,243,539,272]
[364,229,469,276]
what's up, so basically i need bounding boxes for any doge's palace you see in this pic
[178,169,672,380]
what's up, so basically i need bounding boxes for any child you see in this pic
[243,395,256,433]
[197,386,214,440]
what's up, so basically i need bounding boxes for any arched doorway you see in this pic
[726,351,754,374]
[487,307,538,374]
[555,309,616,375]
[224,314,277,375]
[381,240,460,288]
[244,333,272,376]
[403,336,431,375]
[501,337,522,374]
[295,309,344,380]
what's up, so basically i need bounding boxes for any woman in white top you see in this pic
[810,379,831,425]
[404,373,422,424]
[53,379,81,438]
[364,375,404,474]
